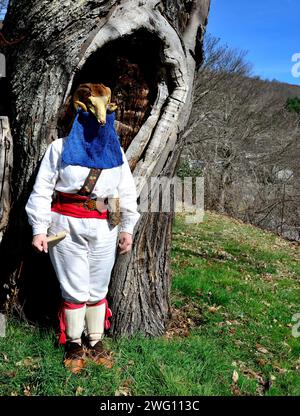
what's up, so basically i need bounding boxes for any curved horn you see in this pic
[107,102,118,112]
[72,83,92,111]
[73,100,88,112]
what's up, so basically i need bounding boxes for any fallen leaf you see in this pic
[256,358,267,366]
[230,384,242,396]
[3,371,16,378]
[23,385,31,396]
[75,386,84,396]
[97,354,114,369]
[273,365,287,374]
[208,305,221,313]
[232,370,239,384]
[256,344,269,354]
[123,379,133,387]
[1,353,9,362]
[256,377,273,395]
[115,379,133,396]
[16,357,39,368]
[115,388,130,396]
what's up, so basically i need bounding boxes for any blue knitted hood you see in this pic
[61,108,124,169]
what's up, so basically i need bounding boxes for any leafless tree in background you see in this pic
[181,34,300,241]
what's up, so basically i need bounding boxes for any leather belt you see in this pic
[64,196,108,211]
[55,192,108,211]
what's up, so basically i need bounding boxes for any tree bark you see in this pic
[0,0,210,335]
[0,117,13,241]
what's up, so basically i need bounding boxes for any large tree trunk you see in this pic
[0,0,210,336]
[0,117,13,241]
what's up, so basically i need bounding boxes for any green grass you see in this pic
[1,211,299,396]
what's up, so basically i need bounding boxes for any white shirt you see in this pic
[25,138,140,235]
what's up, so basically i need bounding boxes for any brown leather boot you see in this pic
[63,341,86,374]
[88,340,114,368]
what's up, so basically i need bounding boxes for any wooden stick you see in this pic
[47,231,68,244]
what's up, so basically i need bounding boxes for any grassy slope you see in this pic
[0,211,299,396]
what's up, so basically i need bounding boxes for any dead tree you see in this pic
[0,0,210,337]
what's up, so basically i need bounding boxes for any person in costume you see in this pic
[25,83,140,373]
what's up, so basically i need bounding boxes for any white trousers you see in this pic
[48,212,119,304]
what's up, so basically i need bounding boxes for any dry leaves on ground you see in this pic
[208,305,221,313]
[15,357,40,368]
[75,386,84,396]
[231,359,274,396]
[115,379,133,396]
[255,344,270,354]
[164,302,202,339]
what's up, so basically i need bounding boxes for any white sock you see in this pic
[85,302,106,347]
[65,305,86,345]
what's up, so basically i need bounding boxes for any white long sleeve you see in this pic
[25,140,61,235]
[25,139,140,236]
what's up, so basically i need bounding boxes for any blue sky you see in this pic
[0,1,8,20]
[207,0,300,85]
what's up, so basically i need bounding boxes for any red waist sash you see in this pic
[51,191,108,219]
